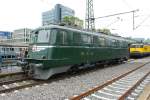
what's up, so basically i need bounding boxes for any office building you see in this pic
[13,28,32,44]
[0,31,12,40]
[42,4,75,26]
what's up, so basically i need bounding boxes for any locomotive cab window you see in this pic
[37,29,50,43]
[31,29,51,43]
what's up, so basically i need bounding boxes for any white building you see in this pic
[13,28,32,44]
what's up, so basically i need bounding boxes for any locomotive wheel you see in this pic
[68,65,79,74]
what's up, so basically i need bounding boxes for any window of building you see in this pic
[12,48,14,51]
[12,56,15,58]
[2,48,5,51]
[8,55,11,58]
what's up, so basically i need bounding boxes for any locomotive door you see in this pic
[86,35,92,64]
[86,47,90,64]
[81,34,91,64]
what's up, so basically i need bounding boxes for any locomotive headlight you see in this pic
[42,56,46,59]
[32,45,37,52]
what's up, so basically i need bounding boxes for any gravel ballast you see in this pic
[0,57,150,100]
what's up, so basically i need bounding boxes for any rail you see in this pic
[0,72,24,78]
[70,62,150,100]
[0,79,45,94]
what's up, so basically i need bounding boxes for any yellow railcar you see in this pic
[130,44,150,57]
[143,44,150,55]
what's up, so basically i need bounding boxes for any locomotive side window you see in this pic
[111,39,116,47]
[62,30,67,45]
[99,37,105,47]
[119,41,123,48]
[73,32,82,45]
[56,29,68,45]
[105,38,111,47]
[82,34,91,44]
[116,40,120,47]
[123,41,128,48]
[50,29,57,45]
[93,36,99,46]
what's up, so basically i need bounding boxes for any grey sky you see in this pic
[0,0,150,38]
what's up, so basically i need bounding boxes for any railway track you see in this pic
[70,62,150,100]
[0,58,144,95]
[0,72,45,94]
[0,77,46,94]
[0,72,24,78]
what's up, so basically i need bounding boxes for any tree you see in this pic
[62,16,83,28]
[144,38,150,44]
[97,28,111,35]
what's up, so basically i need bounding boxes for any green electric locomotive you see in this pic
[19,25,129,80]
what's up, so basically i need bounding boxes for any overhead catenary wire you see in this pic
[95,9,139,30]
[105,17,122,27]
[134,14,150,29]
[94,9,139,19]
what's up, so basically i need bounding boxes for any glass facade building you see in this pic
[42,4,75,26]
[0,31,12,39]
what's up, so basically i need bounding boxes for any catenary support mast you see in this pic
[85,0,95,30]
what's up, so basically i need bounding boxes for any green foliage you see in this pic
[97,28,111,35]
[62,16,83,28]
[144,38,150,44]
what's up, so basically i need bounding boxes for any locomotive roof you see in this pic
[131,43,150,46]
[131,43,144,45]
[36,25,129,42]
